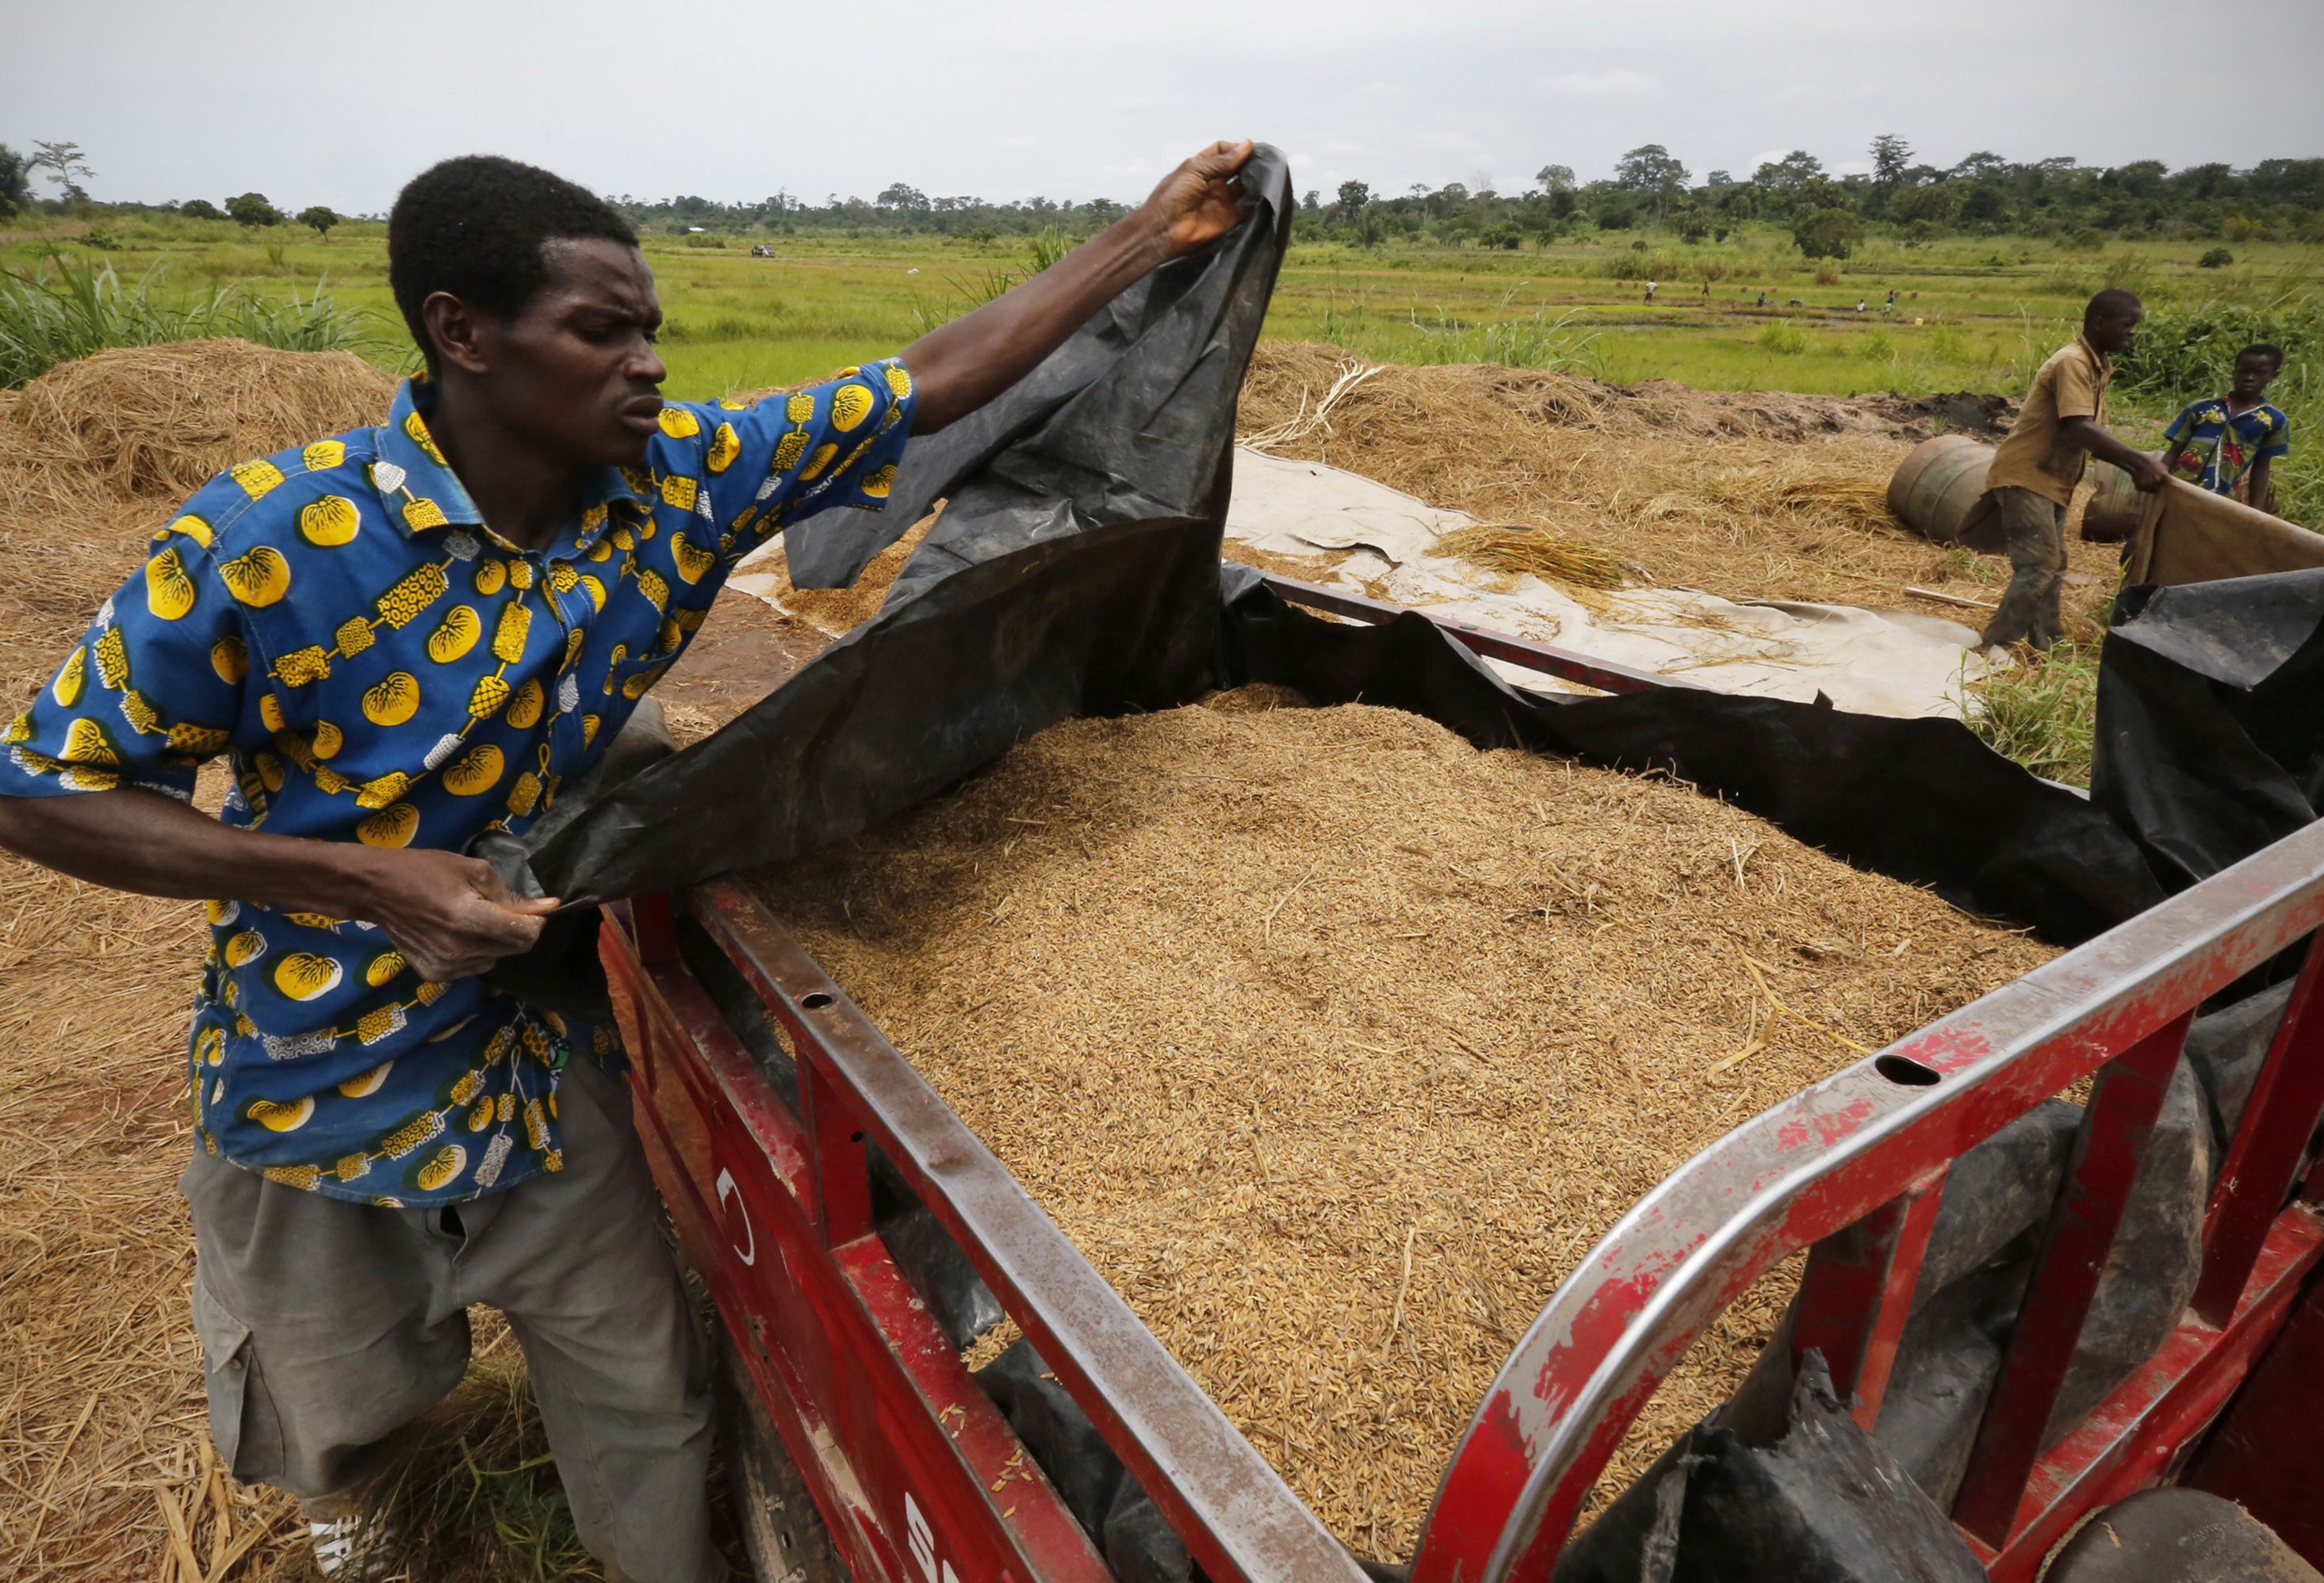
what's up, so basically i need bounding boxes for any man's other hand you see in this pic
[361,847,560,982]
[1139,140,1256,259]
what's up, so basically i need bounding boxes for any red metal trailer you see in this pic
[599,572,2324,1582]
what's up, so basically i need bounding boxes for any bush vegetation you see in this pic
[0,254,389,388]
[1967,642,2103,786]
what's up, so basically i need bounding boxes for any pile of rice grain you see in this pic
[749,690,2057,1558]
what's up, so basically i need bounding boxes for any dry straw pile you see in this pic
[1,340,394,1581]
[751,691,2057,1559]
[1235,341,2121,634]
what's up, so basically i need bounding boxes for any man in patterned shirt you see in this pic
[0,144,1255,1581]
[2160,342,2291,512]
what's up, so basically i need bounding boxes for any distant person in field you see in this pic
[2159,343,2290,513]
[1886,289,1898,313]
[0,143,1258,1583]
[1965,288,2167,650]
[1645,277,1658,302]
[1756,290,1768,308]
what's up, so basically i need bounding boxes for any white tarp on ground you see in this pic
[1226,448,1987,718]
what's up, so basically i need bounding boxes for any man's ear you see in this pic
[421,291,493,377]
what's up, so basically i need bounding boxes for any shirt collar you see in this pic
[2076,335,2112,380]
[373,377,648,545]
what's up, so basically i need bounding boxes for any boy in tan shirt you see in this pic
[1970,289,2169,649]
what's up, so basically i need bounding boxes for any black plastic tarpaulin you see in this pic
[2094,568,2324,893]
[504,147,1294,909]
[501,143,2164,948]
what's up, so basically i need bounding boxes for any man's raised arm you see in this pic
[900,140,1255,434]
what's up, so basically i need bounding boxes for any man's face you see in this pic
[471,237,668,468]
[2087,308,2142,356]
[2232,353,2280,400]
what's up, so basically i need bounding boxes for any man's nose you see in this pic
[631,344,668,385]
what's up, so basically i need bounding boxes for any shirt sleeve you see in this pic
[2053,350,2101,422]
[2161,402,2200,447]
[0,519,254,802]
[2261,407,2291,462]
[661,358,917,563]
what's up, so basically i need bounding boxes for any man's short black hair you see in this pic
[388,155,638,367]
[2085,287,2142,324]
[2239,342,2285,369]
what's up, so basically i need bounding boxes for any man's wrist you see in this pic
[1120,205,1179,270]
[290,838,389,923]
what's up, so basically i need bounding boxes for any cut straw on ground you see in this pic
[1234,340,2121,640]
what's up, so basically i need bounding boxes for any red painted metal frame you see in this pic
[2187,1258,2324,1556]
[1951,1011,2195,1543]
[1407,815,2324,1583]
[603,886,1369,1583]
[1789,1168,1948,1430]
[603,576,2324,1582]
[604,895,1108,1583]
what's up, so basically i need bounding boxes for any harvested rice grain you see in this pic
[751,698,2057,1557]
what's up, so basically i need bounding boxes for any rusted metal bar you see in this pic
[1951,1011,2193,1547]
[1790,1168,1948,1428]
[688,882,1370,1583]
[2196,939,2324,1325]
[1410,814,2324,1583]
[1242,565,1681,694]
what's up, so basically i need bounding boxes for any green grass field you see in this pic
[6,212,2314,407]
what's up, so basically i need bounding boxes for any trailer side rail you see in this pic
[1413,816,2324,1583]
[606,885,1372,1583]
[610,579,2324,1581]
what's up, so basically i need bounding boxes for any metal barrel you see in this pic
[2081,453,2163,544]
[1886,433,1994,544]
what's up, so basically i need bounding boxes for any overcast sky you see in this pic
[7,0,2321,216]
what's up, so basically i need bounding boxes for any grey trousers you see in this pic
[1979,485,2069,650]
[181,1056,718,1583]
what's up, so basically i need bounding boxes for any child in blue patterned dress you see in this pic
[2160,343,2291,514]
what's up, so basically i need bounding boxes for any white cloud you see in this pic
[1349,80,1407,101]
[1418,129,1483,151]
[1544,67,1665,99]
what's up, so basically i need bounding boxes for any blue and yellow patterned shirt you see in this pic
[2161,396,2290,498]
[0,360,915,1205]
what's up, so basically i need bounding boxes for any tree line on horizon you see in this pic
[7,135,2322,259]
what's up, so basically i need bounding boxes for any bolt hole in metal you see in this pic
[1875,1053,1943,1087]
[801,992,835,1010]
